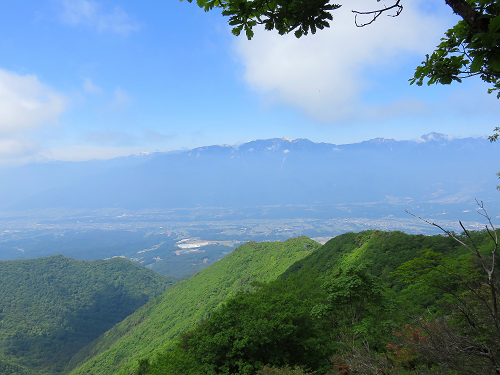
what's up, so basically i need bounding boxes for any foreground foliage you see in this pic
[134,229,500,374]
[8,227,497,374]
[145,272,331,375]
[411,0,500,98]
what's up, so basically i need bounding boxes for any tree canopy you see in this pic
[0,255,175,374]
[134,229,500,374]
[184,0,500,97]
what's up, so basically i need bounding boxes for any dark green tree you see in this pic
[312,263,397,353]
[143,272,332,375]
[186,274,332,375]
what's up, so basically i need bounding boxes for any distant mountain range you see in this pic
[0,133,499,214]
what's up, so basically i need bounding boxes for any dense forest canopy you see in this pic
[67,229,500,375]
[69,238,320,375]
[4,226,500,374]
[0,255,176,374]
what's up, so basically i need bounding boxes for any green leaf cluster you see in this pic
[183,274,330,374]
[411,0,500,98]
[183,0,340,39]
[312,263,397,353]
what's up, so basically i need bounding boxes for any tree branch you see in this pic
[352,0,403,27]
[444,0,489,33]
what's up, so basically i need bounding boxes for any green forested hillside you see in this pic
[0,255,176,374]
[137,230,500,375]
[8,230,498,374]
[0,354,30,375]
[281,230,466,282]
[69,237,320,375]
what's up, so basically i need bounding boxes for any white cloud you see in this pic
[414,132,455,143]
[0,69,66,164]
[0,137,38,157]
[59,0,140,36]
[0,69,66,136]
[0,136,44,167]
[40,145,147,161]
[83,77,102,94]
[144,129,176,142]
[234,0,457,122]
[110,87,132,109]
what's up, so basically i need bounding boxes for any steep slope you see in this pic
[140,229,498,375]
[280,230,466,284]
[0,255,176,374]
[68,237,320,375]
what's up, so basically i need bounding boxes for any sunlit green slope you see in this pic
[140,230,486,375]
[280,230,465,283]
[69,237,320,375]
[0,255,175,374]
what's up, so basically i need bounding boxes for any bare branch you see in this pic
[352,0,403,27]
[475,200,499,275]
[459,220,489,276]
[407,202,500,333]
[405,210,473,251]
[460,220,480,254]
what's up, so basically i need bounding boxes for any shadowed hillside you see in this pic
[0,255,176,374]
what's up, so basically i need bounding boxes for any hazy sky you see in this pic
[1,0,499,165]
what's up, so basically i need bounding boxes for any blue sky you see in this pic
[0,0,499,165]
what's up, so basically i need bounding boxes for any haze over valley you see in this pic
[1,134,498,276]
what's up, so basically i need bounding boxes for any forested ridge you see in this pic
[68,237,320,375]
[3,229,499,374]
[0,255,177,374]
[132,230,500,374]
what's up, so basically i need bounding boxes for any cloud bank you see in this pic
[0,69,66,135]
[0,69,66,163]
[234,0,457,122]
